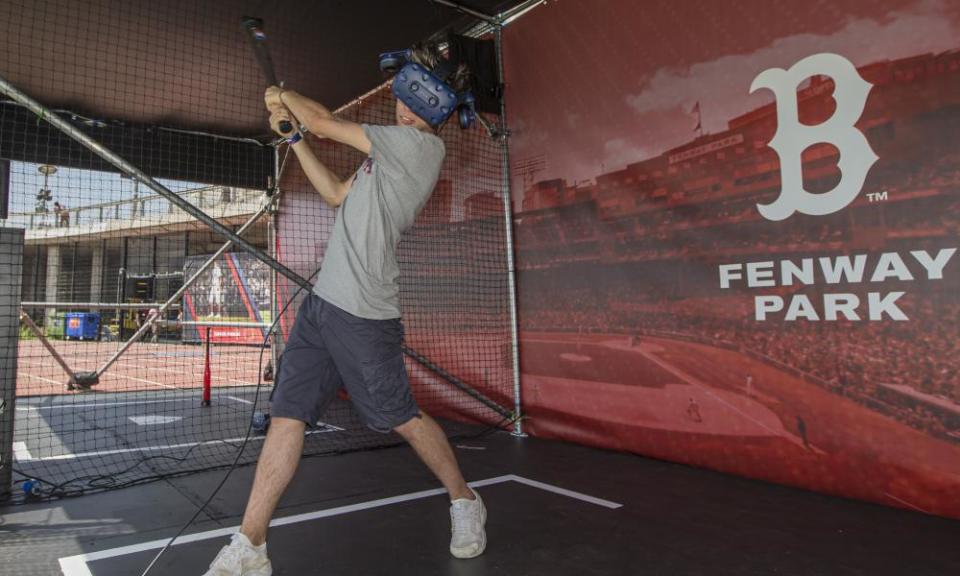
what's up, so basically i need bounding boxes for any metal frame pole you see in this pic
[428,0,498,24]
[493,23,525,436]
[18,310,78,386]
[0,74,312,292]
[92,196,276,382]
[269,144,281,378]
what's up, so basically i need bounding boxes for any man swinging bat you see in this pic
[203,43,486,575]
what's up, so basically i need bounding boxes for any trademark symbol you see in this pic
[866,191,888,202]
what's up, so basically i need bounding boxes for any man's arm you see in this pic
[269,108,350,207]
[267,87,371,155]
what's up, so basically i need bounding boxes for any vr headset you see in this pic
[379,49,477,130]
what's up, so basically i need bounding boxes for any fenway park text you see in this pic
[718,249,956,321]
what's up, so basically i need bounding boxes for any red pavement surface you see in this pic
[15,339,267,397]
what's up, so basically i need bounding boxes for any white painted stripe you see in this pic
[885,492,930,514]
[102,372,178,390]
[19,398,198,410]
[56,474,618,574]
[23,373,66,386]
[507,475,623,509]
[12,441,33,461]
[58,555,94,576]
[18,389,261,411]
[114,359,260,387]
[21,426,341,462]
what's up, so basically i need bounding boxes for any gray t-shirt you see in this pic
[313,124,445,319]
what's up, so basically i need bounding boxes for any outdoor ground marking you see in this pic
[57,475,622,576]
[16,426,342,462]
[12,442,33,460]
[128,415,183,426]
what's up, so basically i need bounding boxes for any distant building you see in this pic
[464,191,503,220]
[521,179,565,212]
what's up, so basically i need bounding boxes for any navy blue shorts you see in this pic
[270,294,419,433]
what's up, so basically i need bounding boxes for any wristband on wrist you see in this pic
[285,132,302,145]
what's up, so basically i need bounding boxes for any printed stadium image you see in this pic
[0,1,957,576]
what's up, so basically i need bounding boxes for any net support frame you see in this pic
[18,309,78,385]
[0,73,312,293]
[94,195,277,381]
[493,21,525,436]
[0,56,517,422]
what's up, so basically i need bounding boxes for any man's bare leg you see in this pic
[394,412,474,501]
[239,417,306,545]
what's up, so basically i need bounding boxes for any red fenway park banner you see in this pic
[504,0,960,518]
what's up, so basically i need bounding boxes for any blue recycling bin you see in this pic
[65,313,101,340]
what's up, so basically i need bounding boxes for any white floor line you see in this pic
[101,372,178,390]
[884,491,930,514]
[12,441,33,460]
[225,395,254,405]
[114,358,260,387]
[506,475,623,509]
[18,398,201,411]
[17,426,341,462]
[22,373,66,386]
[57,474,620,575]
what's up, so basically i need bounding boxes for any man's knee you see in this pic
[392,411,425,438]
[269,416,307,435]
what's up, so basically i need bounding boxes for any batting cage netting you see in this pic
[0,0,518,500]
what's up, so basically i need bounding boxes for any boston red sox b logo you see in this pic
[750,53,878,221]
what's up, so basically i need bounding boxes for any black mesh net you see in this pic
[0,0,516,500]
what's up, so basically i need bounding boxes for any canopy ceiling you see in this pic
[0,0,521,137]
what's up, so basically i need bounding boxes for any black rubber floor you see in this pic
[2,432,959,575]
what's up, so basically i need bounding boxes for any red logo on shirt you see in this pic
[352,157,374,184]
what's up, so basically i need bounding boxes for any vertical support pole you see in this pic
[202,327,212,407]
[44,244,61,333]
[494,23,525,437]
[0,228,24,498]
[269,144,281,378]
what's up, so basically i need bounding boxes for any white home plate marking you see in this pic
[129,415,183,426]
[12,441,33,461]
[57,474,621,575]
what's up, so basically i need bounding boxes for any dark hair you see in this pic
[409,41,470,93]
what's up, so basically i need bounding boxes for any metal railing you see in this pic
[1,185,263,232]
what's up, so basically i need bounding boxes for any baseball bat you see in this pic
[241,16,294,135]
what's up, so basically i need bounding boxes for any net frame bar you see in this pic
[0,71,516,420]
[94,196,277,380]
[0,73,311,293]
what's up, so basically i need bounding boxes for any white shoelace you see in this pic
[451,501,481,538]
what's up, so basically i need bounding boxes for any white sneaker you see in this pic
[202,533,272,576]
[449,489,487,558]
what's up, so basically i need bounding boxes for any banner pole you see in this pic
[494,23,525,436]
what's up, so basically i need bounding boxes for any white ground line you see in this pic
[12,441,33,460]
[100,372,178,390]
[18,398,203,411]
[16,425,342,462]
[115,358,260,387]
[57,474,622,575]
[21,373,66,386]
[884,491,931,514]
[16,391,261,411]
